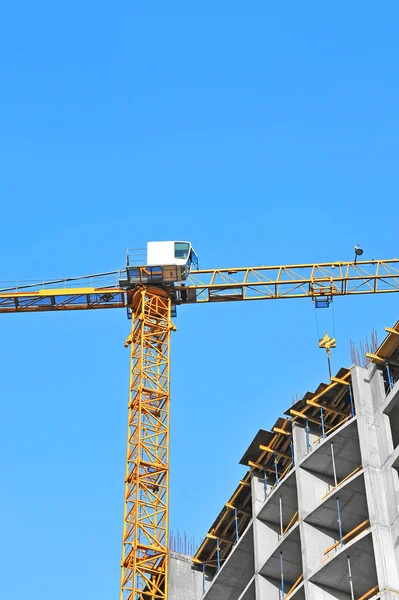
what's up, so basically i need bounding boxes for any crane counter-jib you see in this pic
[0,287,127,313]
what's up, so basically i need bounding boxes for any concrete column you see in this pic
[351,365,399,591]
[251,471,271,599]
[295,473,311,596]
[255,572,280,600]
[251,471,265,518]
[292,422,308,464]
[293,422,314,598]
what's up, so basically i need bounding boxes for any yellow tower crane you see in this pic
[1,241,399,600]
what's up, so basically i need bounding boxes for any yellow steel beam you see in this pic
[357,586,380,600]
[309,371,351,404]
[385,327,399,335]
[225,502,251,516]
[248,460,264,470]
[330,376,351,386]
[306,399,348,417]
[324,519,370,555]
[0,286,127,313]
[248,460,275,473]
[366,352,385,364]
[259,444,291,460]
[286,574,304,598]
[321,466,362,500]
[290,409,324,426]
[229,483,247,506]
[283,511,299,535]
[273,427,291,436]
[206,533,233,545]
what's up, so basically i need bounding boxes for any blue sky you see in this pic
[0,2,398,598]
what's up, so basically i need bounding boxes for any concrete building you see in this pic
[170,320,399,600]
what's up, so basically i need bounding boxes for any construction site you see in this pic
[1,244,399,600]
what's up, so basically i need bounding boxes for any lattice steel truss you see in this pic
[120,288,174,600]
[2,258,399,314]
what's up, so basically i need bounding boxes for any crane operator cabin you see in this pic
[123,241,199,288]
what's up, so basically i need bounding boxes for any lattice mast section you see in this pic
[120,289,174,600]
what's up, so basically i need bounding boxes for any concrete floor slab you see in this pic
[258,469,298,529]
[385,383,399,447]
[299,418,361,482]
[286,581,305,600]
[304,471,368,534]
[386,444,399,471]
[309,530,377,598]
[203,523,254,600]
[237,577,255,600]
[381,380,399,416]
[259,525,302,584]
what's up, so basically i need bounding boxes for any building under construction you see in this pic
[169,320,399,600]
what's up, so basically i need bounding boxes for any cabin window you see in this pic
[175,242,190,260]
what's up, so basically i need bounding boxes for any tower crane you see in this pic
[1,241,399,600]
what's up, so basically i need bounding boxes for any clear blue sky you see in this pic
[0,2,398,598]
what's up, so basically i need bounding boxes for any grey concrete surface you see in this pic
[299,418,361,482]
[203,523,254,600]
[309,531,377,598]
[237,577,255,600]
[169,552,207,600]
[352,365,399,591]
[259,525,302,584]
[258,469,298,529]
[304,471,368,534]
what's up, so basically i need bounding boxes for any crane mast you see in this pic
[121,288,173,600]
[1,253,399,600]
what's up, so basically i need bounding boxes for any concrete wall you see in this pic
[169,552,207,600]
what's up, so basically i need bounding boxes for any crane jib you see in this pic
[0,258,399,312]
